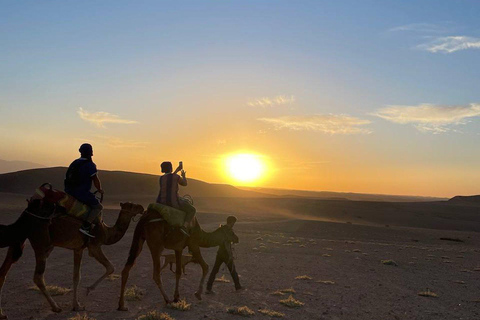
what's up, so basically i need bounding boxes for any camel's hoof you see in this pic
[118,306,129,312]
[52,306,62,313]
[195,291,202,300]
[72,305,85,311]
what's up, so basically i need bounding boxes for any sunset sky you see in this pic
[1,1,480,197]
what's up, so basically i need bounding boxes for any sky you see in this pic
[1,1,480,197]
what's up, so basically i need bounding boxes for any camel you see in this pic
[0,198,144,319]
[118,208,239,311]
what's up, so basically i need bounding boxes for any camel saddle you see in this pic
[147,203,186,227]
[33,184,91,220]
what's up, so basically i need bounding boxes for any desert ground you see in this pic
[1,193,480,320]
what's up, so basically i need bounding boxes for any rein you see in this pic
[24,209,53,220]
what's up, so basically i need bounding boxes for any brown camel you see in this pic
[118,208,239,311]
[0,199,144,319]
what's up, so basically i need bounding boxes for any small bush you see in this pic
[279,288,295,294]
[270,290,285,296]
[279,295,304,308]
[107,274,121,281]
[316,280,335,285]
[227,306,255,317]
[418,289,438,298]
[125,285,145,301]
[137,311,175,320]
[258,308,285,318]
[215,275,231,283]
[381,260,398,266]
[167,299,191,311]
[295,275,312,280]
[29,285,71,296]
[69,314,96,320]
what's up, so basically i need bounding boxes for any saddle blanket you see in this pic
[147,203,186,227]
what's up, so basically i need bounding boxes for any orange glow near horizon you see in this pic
[222,153,269,186]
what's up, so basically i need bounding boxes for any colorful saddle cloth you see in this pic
[33,184,91,219]
[148,203,186,227]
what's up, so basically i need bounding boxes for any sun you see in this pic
[224,153,267,184]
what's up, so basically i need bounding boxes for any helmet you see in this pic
[161,161,173,173]
[79,143,93,157]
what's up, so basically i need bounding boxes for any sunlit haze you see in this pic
[1,1,480,197]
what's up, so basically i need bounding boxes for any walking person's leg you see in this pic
[206,255,224,293]
[226,259,242,290]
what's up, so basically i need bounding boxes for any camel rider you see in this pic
[206,216,243,294]
[156,161,196,235]
[64,143,104,238]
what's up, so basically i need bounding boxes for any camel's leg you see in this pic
[72,249,85,311]
[173,250,183,302]
[118,236,145,311]
[33,248,62,313]
[190,248,209,300]
[146,239,170,304]
[0,244,24,319]
[86,246,114,296]
[169,262,174,274]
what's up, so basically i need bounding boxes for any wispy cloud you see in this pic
[418,36,480,53]
[389,23,448,34]
[248,95,295,107]
[77,108,138,128]
[78,135,147,148]
[258,114,372,135]
[373,103,480,133]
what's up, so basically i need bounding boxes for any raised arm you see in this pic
[178,170,188,186]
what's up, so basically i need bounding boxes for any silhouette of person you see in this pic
[156,161,196,235]
[206,216,243,293]
[64,143,104,237]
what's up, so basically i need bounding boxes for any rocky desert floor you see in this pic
[1,195,480,320]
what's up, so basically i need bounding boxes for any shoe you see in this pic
[205,289,215,295]
[79,223,95,238]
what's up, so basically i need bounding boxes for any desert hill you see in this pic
[0,159,45,174]
[0,167,271,198]
[448,195,480,205]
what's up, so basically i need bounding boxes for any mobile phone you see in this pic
[179,161,183,169]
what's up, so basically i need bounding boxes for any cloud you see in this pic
[373,103,480,133]
[77,108,138,128]
[248,95,295,107]
[258,114,372,135]
[418,36,480,53]
[389,23,448,34]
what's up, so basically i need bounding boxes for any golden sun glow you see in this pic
[223,153,268,185]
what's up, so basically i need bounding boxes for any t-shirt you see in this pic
[64,158,97,196]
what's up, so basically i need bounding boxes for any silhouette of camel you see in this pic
[0,199,144,318]
[118,207,238,311]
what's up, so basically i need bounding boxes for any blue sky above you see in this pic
[1,1,479,196]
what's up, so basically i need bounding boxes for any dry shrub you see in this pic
[381,260,398,266]
[454,280,465,284]
[270,290,285,296]
[287,239,301,243]
[69,314,96,320]
[258,308,285,318]
[256,237,264,241]
[316,280,335,285]
[282,244,292,246]
[167,299,191,311]
[227,306,255,317]
[352,249,361,252]
[295,275,312,280]
[215,275,231,283]
[322,254,332,257]
[137,311,175,320]
[279,295,304,308]
[107,274,120,281]
[29,285,71,296]
[299,244,306,248]
[125,285,145,301]
[418,289,438,298]
[280,288,295,294]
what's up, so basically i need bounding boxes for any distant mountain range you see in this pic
[0,167,458,202]
[0,159,45,174]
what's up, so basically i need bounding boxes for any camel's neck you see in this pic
[103,210,134,245]
[195,222,227,248]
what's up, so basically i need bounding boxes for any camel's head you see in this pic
[120,202,145,218]
[222,225,239,244]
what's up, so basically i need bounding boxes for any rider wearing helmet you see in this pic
[64,143,104,238]
[156,161,196,235]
